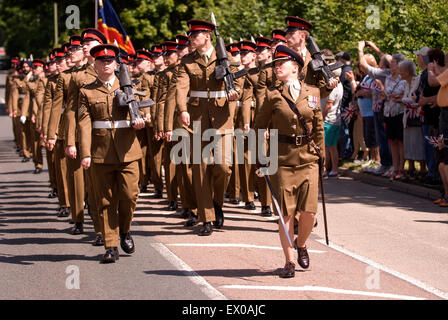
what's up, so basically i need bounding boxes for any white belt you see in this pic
[236,101,255,108]
[189,90,227,99]
[19,94,26,99]
[92,120,131,129]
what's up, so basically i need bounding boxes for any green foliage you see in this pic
[0,0,447,62]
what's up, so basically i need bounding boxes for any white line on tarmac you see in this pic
[316,239,448,300]
[219,284,425,300]
[150,242,227,300]
[167,243,326,253]
[225,213,278,221]
[135,210,174,215]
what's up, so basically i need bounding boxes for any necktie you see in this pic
[202,54,208,64]
[289,83,299,101]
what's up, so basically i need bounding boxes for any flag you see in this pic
[341,102,356,123]
[97,0,135,55]
[425,135,444,148]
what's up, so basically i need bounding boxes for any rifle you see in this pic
[210,12,247,94]
[306,36,343,86]
[115,53,154,125]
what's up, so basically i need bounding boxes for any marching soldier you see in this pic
[6,57,20,151]
[226,42,242,205]
[284,16,337,95]
[46,45,71,218]
[78,44,148,263]
[164,35,199,223]
[156,41,180,211]
[65,28,108,244]
[254,45,324,278]
[11,60,33,163]
[240,36,274,217]
[146,44,166,199]
[235,40,255,211]
[176,19,243,236]
[255,29,287,111]
[40,51,59,199]
[21,59,46,174]
[133,49,153,194]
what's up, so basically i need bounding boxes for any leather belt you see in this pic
[92,120,131,129]
[278,134,308,146]
[189,90,227,99]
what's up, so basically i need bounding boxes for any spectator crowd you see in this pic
[320,41,448,206]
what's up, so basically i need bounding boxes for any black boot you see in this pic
[120,232,135,254]
[72,222,84,235]
[198,222,213,236]
[101,247,119,263]
[213,202,224,229]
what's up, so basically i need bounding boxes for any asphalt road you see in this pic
[1,70,447,301]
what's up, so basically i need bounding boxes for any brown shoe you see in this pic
[297,246,310,269]
[279,261,295,278]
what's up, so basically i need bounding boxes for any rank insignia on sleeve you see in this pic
[308,96,319,109]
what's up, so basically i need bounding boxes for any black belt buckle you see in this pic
[295,136,302,146]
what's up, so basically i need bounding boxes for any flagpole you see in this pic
[53,2,58,47]
[95,0,98,28]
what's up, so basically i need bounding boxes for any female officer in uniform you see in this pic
[255,45,324,278]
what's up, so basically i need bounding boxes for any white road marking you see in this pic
[219,284,425,300]
[226,213,278,221]
[150,242,227,300]
[134,210,174,215]
[167,243,326,253]
[0,97,5,104]
[316,239,448,300]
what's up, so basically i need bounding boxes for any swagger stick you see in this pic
[258,169,294,248]
[318,159,329,245]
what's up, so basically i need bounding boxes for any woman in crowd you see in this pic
[399,59,426,180]
[379,54,407,180]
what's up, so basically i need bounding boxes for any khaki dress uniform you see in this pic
[157,65,179,205]
[146,70,165,195]
[41,74,59,192]
[164,65,198,215]
[47,70,72,211]
[78,77,143,249]
[65,63,102,234]
[11,76,32,158]
[233,69,253,204]
[21,78,43,169]
[254,82,324,217]
[244,66,272,210]
[5,71,19,147]
[133,74,151,191]
[176,48,243,223]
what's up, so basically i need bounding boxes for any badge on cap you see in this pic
[308,96,319,109]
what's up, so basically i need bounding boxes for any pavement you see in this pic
[1,70,447,302]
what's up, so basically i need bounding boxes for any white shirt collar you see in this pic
[203,46,214,59]
[99,76,115,90]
